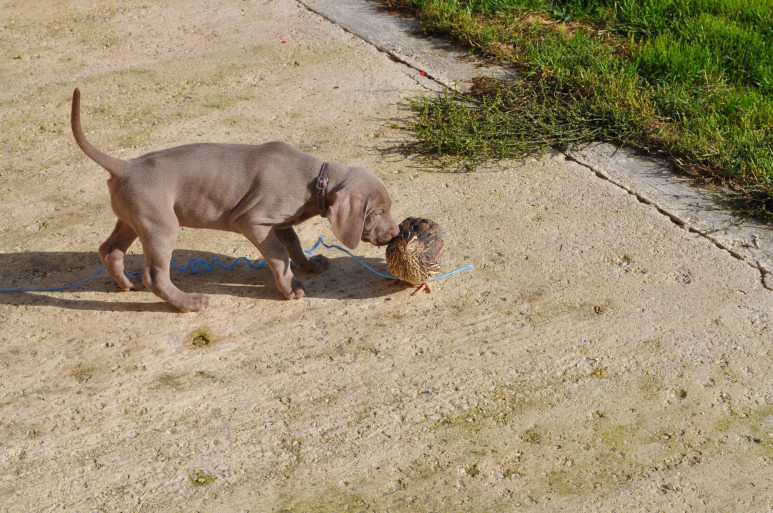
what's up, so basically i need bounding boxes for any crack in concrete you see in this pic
[563,152,772,290]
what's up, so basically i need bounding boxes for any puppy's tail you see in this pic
[71,88,128,177]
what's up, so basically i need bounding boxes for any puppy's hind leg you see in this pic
[139,223,211,312]
[99,219,142,291]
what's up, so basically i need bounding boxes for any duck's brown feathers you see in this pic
[386,217,443,290]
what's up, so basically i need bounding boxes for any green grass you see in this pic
[388,0,773,218]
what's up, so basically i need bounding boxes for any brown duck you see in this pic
[386,217,443,295]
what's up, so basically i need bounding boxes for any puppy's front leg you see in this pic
[275,227,330,274]
[239,225,306,299]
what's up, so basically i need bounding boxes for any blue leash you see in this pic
[0,236,473,293]
[312,237,474,281]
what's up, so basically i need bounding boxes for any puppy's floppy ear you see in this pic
[327,189,366,249]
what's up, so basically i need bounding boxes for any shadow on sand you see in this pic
[0,249,403,312]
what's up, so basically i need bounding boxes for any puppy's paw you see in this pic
[125,274,144,291]
[282,278,306,299]
[298,254,330,273]
[113,272,144,291]
[177,293,212,312]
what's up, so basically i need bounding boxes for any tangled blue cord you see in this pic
[0,236,473,293]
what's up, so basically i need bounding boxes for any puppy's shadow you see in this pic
[0,250,398,312]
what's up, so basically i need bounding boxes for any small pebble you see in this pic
[493,472,505,479]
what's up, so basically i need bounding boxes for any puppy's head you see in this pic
[327,167,399,249]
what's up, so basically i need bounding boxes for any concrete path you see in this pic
[1,1,771,511]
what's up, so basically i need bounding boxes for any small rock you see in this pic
[675,273,692,284]
[493,472,505,479]
[661,482,676,493]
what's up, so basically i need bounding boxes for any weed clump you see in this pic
[188,469,216,487]
[183,326,218,350]
[390,0,773,220]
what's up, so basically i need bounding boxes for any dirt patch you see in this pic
[1,1,772,512]
[183,326,221,350]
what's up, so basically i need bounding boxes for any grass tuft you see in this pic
[389,0,773,220]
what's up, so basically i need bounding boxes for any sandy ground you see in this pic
[1,1,773,512]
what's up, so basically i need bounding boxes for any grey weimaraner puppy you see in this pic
[70,88,399,312]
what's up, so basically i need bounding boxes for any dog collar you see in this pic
[316,162,330,217]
